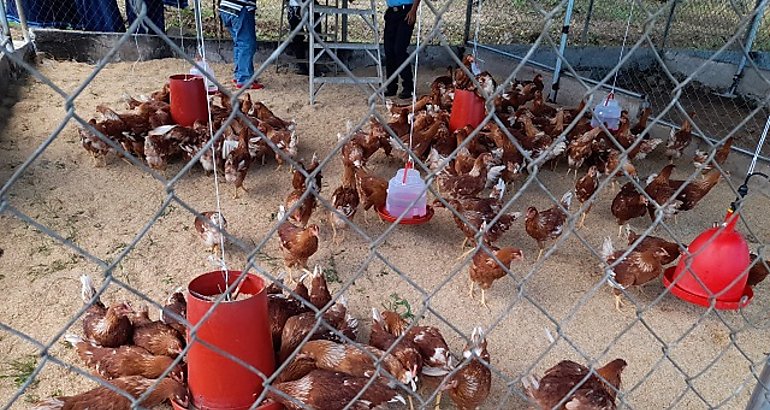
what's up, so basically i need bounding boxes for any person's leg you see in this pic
[382,9,398,95]
[394,12,415,97]
[220,11,240,82]
[236,8,258,84]
[288,6,308,73]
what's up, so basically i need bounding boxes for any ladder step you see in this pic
[313,76,382,84]
[313,6,376,15]
[314,42,379,50]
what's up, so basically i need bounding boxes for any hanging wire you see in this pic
[192,0,231,300]
[608,0,636,102]
[403,0,423,184]
[471,0,483,62]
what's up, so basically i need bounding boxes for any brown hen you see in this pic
[602,237,669,311]
[65,334,179,380]
[575,165,600,227]
[626,227,681,266]
[128,304,185,357]
[611,182,648,237]
[79,275,133,348]
[441,327,491,410]
[525,358,627,410]
[266,370,405,410]
[469,246,524,307]
[32,375,187,410]
[277,205,321,283]
[525,191,573,260]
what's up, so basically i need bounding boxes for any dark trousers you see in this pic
[288,5,320,71]
[383,6,414,93]
[125,0,166,34]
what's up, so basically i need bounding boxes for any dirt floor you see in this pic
[1,56,769,409]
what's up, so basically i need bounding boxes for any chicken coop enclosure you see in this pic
[2,0,770,408]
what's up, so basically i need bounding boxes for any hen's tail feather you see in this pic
[560,191,574,210]
[601,237,615,261]
[31,398,65,410]
[79,274,99,306]
[64,334,83,346]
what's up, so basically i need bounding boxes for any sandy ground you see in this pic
[0,55,769,410]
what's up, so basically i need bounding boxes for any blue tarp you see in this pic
[5,0,184,33]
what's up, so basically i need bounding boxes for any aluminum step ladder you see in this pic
[308,0,383,104]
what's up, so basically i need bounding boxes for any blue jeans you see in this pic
[220,8,257,84]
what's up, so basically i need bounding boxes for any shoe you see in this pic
[384,89,397,97]
[236,81,265,90]
[232,79,236,84]
[398,90,413,99]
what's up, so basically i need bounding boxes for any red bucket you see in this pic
[449,89,486,132]
[186,271,275,409]
[170,74,209,127]
[662,213,753,310]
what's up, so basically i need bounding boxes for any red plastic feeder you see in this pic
[180,271,277,409]
[169,74,209,127]
[449,89,486,132]
[663,212,754,310]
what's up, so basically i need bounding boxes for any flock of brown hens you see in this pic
[53,53,770,410]
[78,86,298,198]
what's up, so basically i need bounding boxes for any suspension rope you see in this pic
[607,0,635,103]
[192,0,231,299]
[403,0,423,183]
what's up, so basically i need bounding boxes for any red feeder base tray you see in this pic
[662,266,753,310]
[376,204,434,225]
[172,399,283,410]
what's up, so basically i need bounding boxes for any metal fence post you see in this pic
[12,0,29,42]
[720,0,768,98]
[548,0,575,102]
[660,0,678,49]
[747,355,770,410]
[580,0,596,44]
[0,0,14,52]
[462,0,474,48]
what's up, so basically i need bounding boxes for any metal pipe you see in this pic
[12,0,29,42]
[723,0,768,97]
[549,0,576,102]
[661,0,678,49]
[747,355,770,410]
[472,42,644,100]
[0,0,14,52]
[462,0,474,46]
[341,0,348,43]
[580,0,595,44]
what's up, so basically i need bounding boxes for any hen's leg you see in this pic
[468,279,475,298]
[434,392,442,410]
[461,237,468,250]
[536,244,544,261]
[233,186,240,199]
[408,396,414,410]
[617,223,625,238]
[456,247,474,261]
[480,289,489,309]
[579,211,588,228]
[613,290,625,313]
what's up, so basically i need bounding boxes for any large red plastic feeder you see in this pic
[663,211,754,310]
[172,271,281,410]
[449,89,485,132]
[169,74,209,127]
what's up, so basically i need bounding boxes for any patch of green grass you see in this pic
[382,293,414,321]
[323,255,341,284]
[27,254,81,281]
[1,355,38,389]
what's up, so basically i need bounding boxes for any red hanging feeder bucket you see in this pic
[169,74,209,127]
[663,211,754,310]
[174,271,278,410]
[449,89,485,132]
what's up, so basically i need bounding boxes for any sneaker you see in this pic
[398,89,413,99]
[384,88,398,97]
[236,81,265,90]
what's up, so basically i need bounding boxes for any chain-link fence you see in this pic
[2,0,770,409]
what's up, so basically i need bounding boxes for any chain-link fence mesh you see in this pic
[2,0,770,409]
